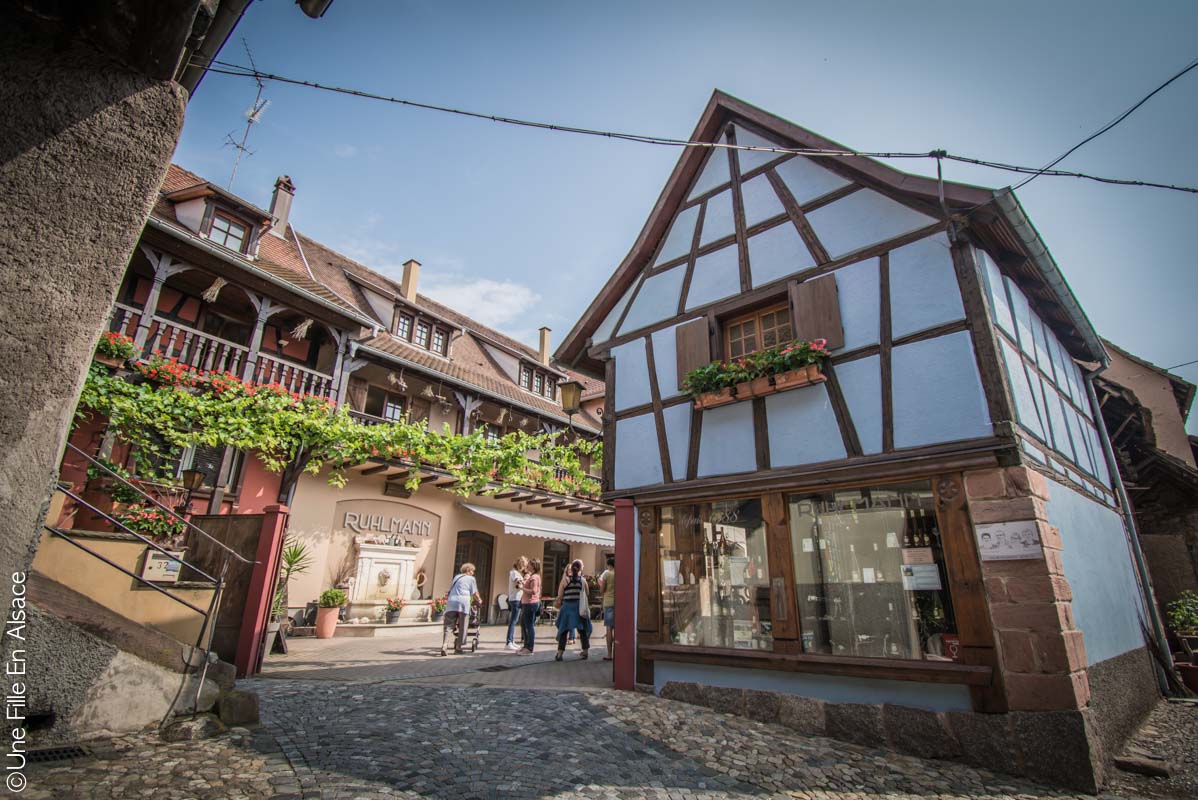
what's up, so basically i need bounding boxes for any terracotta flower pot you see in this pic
[94,353,125,369]
[694,387,735,410]
[806,363,826,383]
[773,368,811,391]
[315,606,341,639]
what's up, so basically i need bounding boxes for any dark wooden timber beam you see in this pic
[524,497,554,506]
[360,464,392,476]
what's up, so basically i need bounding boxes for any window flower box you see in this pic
[773,364,828,392]
[694,387,735,410]
[735,376,775,399]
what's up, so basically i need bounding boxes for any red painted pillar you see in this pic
[613,498,636,690]
[235,504,289,678]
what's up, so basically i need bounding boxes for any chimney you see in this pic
[401,259,421,302]
[269,175,296,238]
[538,327,551,366]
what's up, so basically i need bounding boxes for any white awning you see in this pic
[460,503,614,547]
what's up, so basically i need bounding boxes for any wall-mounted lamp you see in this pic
[559,380,583,428]
[177,468,205,515]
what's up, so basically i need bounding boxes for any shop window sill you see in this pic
[641,643,991,686]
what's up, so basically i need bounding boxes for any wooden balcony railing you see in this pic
[348,410,389,426]
[107,304,335,400]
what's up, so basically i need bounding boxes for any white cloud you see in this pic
[421,276,542,332]
[334,144,358,158]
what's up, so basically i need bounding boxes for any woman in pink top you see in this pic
[517,559,542,654]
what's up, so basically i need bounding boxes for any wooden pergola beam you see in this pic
[360,463,392,476]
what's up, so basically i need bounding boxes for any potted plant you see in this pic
[430,595,447,622]
[772,339,830,391]
[683,362,735,410]
[268,538,312,649]
[385,597,405,625]
[94,331,136,369]
[1167,591,1198,690]
[316,588,348,639]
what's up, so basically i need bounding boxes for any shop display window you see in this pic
[659,499,773,651]
[787,481,958,661]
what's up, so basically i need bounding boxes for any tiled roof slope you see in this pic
[152,165,604,430]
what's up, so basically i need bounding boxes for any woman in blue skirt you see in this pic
[553,559,592,661]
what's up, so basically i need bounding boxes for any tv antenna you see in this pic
[224,38,270,190]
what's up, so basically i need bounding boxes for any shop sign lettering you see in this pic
[342,512,434,537]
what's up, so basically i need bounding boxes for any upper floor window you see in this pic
[210,213,249,253]
[533,372,545,395]
[432,328,447,355]
[519,365,533,389]
[415,322,431,349]
[396,314,413,340]
[483,424,502,443]
[725,302,792,359]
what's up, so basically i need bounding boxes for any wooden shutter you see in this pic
[346,377,369,412]
[674,317,712,391]
[790,274,844,350]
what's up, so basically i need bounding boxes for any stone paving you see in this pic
[21,623,1118,799]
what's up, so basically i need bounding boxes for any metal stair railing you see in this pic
[45,442,258,721]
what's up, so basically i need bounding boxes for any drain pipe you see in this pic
[1083,367,1173,693]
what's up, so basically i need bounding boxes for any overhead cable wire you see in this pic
[1012,57,1198,193]
[193,58,1198,196]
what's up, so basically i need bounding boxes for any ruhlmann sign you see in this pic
[333,499,441,539]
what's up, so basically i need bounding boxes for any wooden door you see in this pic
[453,531,494,622]
[543,541,570,603]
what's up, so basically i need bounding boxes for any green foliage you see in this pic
[117,504,187,544]
[385,597,404,612]
[1167,590,1198,635]
[85,456,144,505]
[680,339,831,398]
[76,364,602,498]
[319,588,348,608]
[272,537,314,620]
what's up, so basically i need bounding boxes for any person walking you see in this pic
[505,556,527,651]
[554,559,592,661]
[517,559,542,654]
[597,555,616,661]
[441,563,480,657]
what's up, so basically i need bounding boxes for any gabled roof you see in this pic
[555,90,1106,375]
[1102,338,1196,423]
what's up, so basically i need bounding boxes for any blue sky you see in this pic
[175,0,1198,432]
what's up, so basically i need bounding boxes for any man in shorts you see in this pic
[597,555,616,661]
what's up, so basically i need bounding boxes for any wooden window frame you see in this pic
[519,365,533,390]
[721,299,792,360]
[533,372,545,395]
[396,314,413,341]
[209,211,250,254]
[414,321,431,349]
[432,328,448,355]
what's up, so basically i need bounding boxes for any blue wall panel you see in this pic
[614,412,663,489]
[747,222,815,288]
[891,331,991,448]
[662,402,692,482]
[888,233,965,340]
[612,339,652,411]
[805,189,935,259]
[765,384,846,467]
[651,323,686,400]
[832,258,880,353]
[1046,478,1143,665]
[834,355,883,455]
[686,244,741,310]
[696,401,757,477]
[618,265,685,335]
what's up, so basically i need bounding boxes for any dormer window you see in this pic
[415,322,430,349]
[396,314,413,340]
[432,328,447,355]
[210,212,249,253]
[519,366,533,389]
[533,372,544,395]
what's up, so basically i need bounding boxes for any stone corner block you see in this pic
[742,689,781,724]
[964,469,1007,500]
[946,710,1019,776]
[825,702,884,748]
[1011,708,1103,793]
[703,685,747,717]
[217,688,260,727]
[659,681,704,707]
[881,704,961,759]
[777,694,826,737]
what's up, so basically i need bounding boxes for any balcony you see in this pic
[108,302,336,400]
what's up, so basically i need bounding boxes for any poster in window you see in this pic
[900,564,942,591]
[974,520,1043,561]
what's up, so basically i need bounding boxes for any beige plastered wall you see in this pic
[1104,347,1195,468]
[31,531,212,643]
[286,467,614,610]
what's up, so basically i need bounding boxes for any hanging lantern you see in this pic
[388,369,408,391]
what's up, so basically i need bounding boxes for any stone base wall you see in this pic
[660,682,1104,793]
[1086,647,1160,765]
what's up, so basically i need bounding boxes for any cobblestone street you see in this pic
[19,625,1179,799]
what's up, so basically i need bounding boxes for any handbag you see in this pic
[577,576,590,620]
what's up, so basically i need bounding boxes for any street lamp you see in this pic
[559,380,584,430]
[177,468,205,515]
